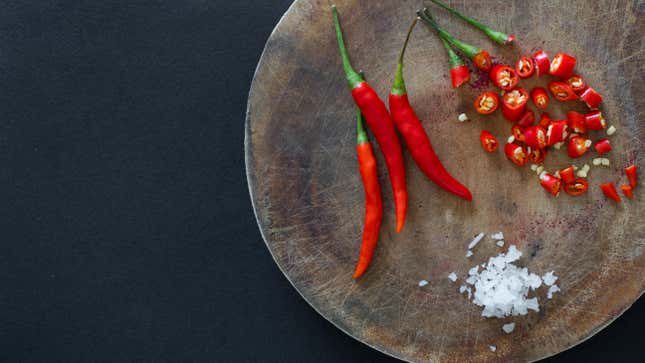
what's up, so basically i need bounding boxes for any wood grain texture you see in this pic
[245,1,644,362]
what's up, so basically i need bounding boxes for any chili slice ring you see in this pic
[474,92,499,114]
[516,56,535,78]
[548,81,578,101]
[490,64,519,90]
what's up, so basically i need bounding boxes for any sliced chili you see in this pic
[533,50,550,77]
[430,0,515,45]
[549,53,577,78]
[516,56,535,78]
[474,92,499,115]
[579,86,603,110]
[546,120,568,145]
[594,139,612,155]
[538,112,551,127]
[531,87,549,109]
[566,75,586,93]
[559,166,576,184]
[517,109,535,127]
[502,87,529,122]
[511,125,525,142]
[567,136,591,158]
[625,165,637,188]
[528,147,546,163]
[564,179,588,196]
[600,182,621,202]
[548,81,577,101]
[490,64,519,90]
[524,125,547,149]
[440,37,470,88]
[504,143,528,166]
[567,111,587,134]
[480,130,498,152]
[584,110,606,130]
[540,173,562,196]
[621,185,634,199]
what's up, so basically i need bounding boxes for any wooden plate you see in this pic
[245,1,644,361]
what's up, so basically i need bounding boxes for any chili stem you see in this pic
[430,0,513,45]
[330,5,363,89]
[417,8,480,59]
[392,17,418,96]
[440,37,465,68]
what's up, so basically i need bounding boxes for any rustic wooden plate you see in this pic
[245,1,644,362]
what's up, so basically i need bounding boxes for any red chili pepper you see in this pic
[547,120,568,145]
[418,9,492,71]
[332,5,408,232]
[502,87,529,122]
[548,81,577,101]
[531,87,549,109]
[566,75,586,93]
[353,109,383,279]
[480,130,498,152]
[625,165,637,188]
[621,185,634,199]
[594,139,612,155]
[528,147,547,163]
[511,125,525,142]
[504,143,528,166]
[517,109,535,127]
[439,37,470,88]
[600,182,621,202]
[516,56,535,78]
[524,125,547,149]
[549,53,577,78]
[389,18,472,202]
[559,166,576,184]
[579,86,603,109]
[567,136,591,158]
[538,112,551,127]
[533,50,550,77]
[490,64,519,90]
[540,173,562,196]
[584,110,606,130]
[567,111,587,134]
[430,0,515,45]
[474,92,499,114]
[564,179,589,196]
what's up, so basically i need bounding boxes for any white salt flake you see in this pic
[496,240,505,247]
[507,135,515,143]
[491,232,504,240]
[459,285,467,294]
[448,272,458,282]
[468,233,486,250]
[502,323,515,334]
[542,271,558,286]
[489,345,497,352]
[458,113,469,122]
[466,250,474,258]
[418,280,429,287]
[547,284,561,299]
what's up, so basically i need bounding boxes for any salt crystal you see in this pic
[489,345,497,352]
[458,113,469,122]
[496,240,505,247]
[502,323,515,334]
[542,271,558,286]
[468,233,485,250]
[448,272,458,282]
[466,250,474,258]
[547,284,561,299]
[491,232,504,240]
[418,280,429,287]
[459,285,467,294]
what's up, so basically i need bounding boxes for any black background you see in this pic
[0,0,641,362]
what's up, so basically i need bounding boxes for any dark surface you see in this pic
[0,0,640,362]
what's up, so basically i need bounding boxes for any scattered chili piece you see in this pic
[579,86,603,109]
[548,81,577,101]
[332,4,408,232]
[594,139,612,155]
[533,50,550,77]
[567,111,587,134]
[418,9,492,71]
[538,112,551,127]
[567,136,591,158]
[430,0,515,45]
[625,165,637,188]
[566,75,586,93]
[621,185,634,199]
[474,92,499,114]
[600,182,621,202]
[353,108,383,279]
[584,110,606,130]
[490,64,519,90]
[440,37,470,88]
[480,130,498,152]
[516,56,535,78]
[531,87,549,109]
[389,17,472,202]
[559,166,576,184]
[564,179,589,196]
[504,143,528,166]
[549,53,577,78]
[502,87,529,122]
[524,126,547,149]
[517,109,535,127]
[546,120,568,145]
[511,125,525,142]
[540,173,562,196]
[528,148,547,163]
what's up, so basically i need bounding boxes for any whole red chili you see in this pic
[474,92,499,114]
[579,86,603,109]
[549,53,577,78]
[419,9,491,71]
[584,110,606,130]
[559,166,576,184]
[594,139,612,155]
[566,75,586,93]
[490,64,519,90]
[353,109,383,279]
[516,56,535,78]
[600,183,621,202]
[504,143,528,166]
[480,130,498,152]
[621,185,634,199]
[564,179,589,196]
[502,87,529,122]
[567,136,591,158]
[528,148,546,163]
[540,173,562,196]
[538,112,551,127]
[332,5,408,232]
[625,165,637,188]
[547,120,568,145]
[548,81,577,101]
[511,125,525,142]
[531,87,549,109]
[430,0,515,45]
[517,109,535,127]
[440,37,470,88]
[533,50,550,77]
[389,18,472,202]
[567,111,587,134]
[524,125,547,149]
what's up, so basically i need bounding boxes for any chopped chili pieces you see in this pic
[579,86,603,109]
[567,111,587,134]
[474,92,499,114]
[549,53,577,78]
[625,165,637,188]
[490,64,519,90]
[480,130,499,152]
[540,173,562,196]
[600,183,621,202]
[566,75,586,93]
[516,56,535,78]
[548,81,577,101]
[502,87,529,122]
[594,139,612,155]
[504,143,528,166]
[531,87,549,109]
[564,179,589,196]
[567,136,591,158]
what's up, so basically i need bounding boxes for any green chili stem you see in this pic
[331,5,363,89]
[418,8,481,59]
[431,0,512,45]
[440,38,465,68]
[391,17,418,96]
